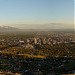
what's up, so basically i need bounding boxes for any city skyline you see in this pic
[0,0,74,29]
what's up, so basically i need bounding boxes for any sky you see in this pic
[0,0,74,29]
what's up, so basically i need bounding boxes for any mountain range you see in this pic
[0,26,20,32]
[7,23,74,29]
[0,23,74,32]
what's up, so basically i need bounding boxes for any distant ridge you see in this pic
[4,23,74,30]
[0,25,74,32]
[0,26,20,32]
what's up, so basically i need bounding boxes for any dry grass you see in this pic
[18,54,46,58]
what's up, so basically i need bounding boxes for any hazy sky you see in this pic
[0,0,74,29]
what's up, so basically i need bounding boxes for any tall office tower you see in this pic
[47,38,51,45]
[42,38,46,44]
[34,38,37,44]
[37,39,42,45]
[27,39,30,43]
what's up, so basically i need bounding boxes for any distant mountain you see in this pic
[7,23,74,30]
[0,23,74,32]
[0,26,20,32]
